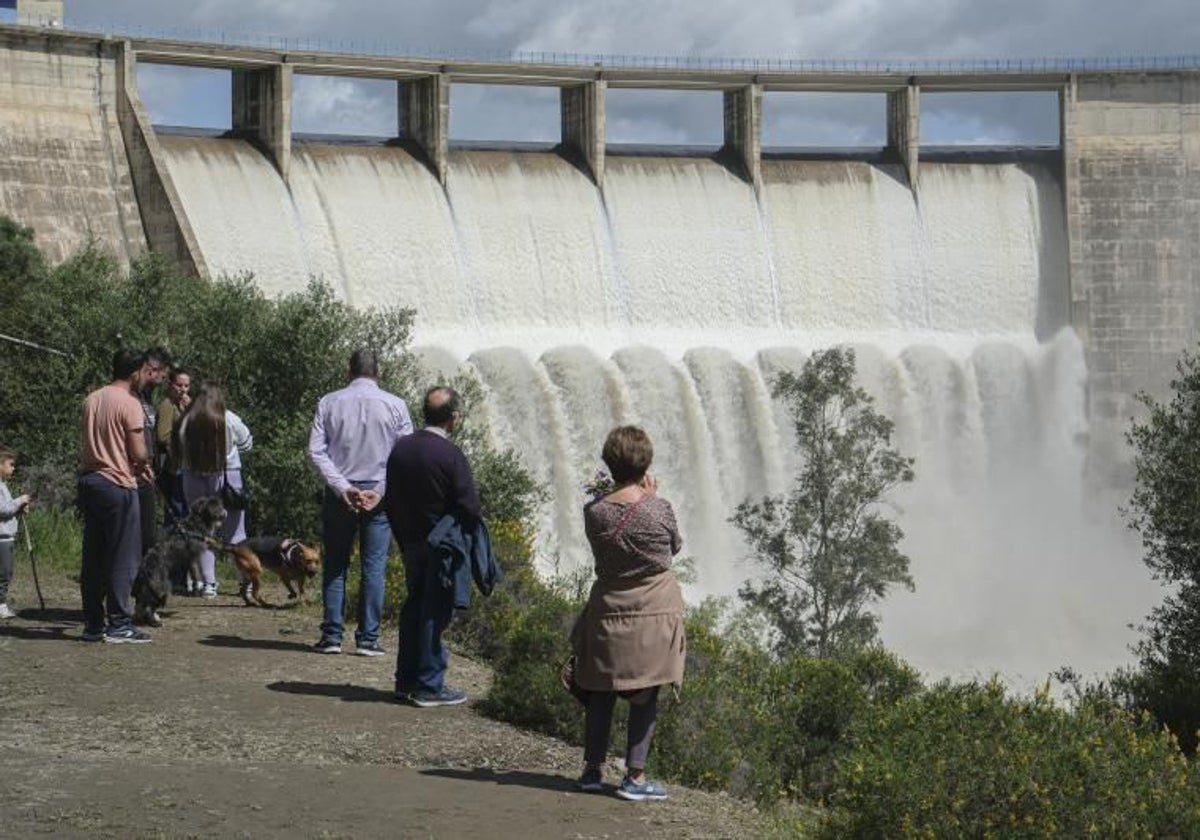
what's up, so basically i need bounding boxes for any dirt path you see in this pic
[0,573,756,839]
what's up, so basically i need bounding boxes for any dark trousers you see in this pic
[0,539,14,603]
[159,472,188,589]
[138,481,157,555]
[395,541,454,695]
[78,472,141,632]
[584,687,660,771]
[159,471,188,528]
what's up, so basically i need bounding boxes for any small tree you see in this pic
[732,348,915,658]
[1124,349,1200,752]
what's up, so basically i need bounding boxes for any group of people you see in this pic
[11,346,686,801]
[75,348,251,641]
[309,358,685,798]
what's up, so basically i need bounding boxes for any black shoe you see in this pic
[312,639,342,654]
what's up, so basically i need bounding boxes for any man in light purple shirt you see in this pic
[308,349,413,656]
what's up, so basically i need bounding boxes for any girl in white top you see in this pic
[176,385,252,597]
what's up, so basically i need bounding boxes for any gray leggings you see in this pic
[0,539,12,603]
[584,686,660,771]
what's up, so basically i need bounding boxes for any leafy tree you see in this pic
[1124,348,1200,752]
[732,347,915,658]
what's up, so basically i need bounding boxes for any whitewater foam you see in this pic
[159,136,1156,683]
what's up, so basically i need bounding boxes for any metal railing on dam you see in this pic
[54,16,1200,77]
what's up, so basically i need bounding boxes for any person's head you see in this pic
[601,425,654,485]
[0,449,14,482]
[111,348,146,383]
[180,384,228,474]
[348,348,379,381]
[167,366,192,405]
[423,386,462,431]
[140,346,172,390]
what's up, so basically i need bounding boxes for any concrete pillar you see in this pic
[887,84,920,188]
[16,0,63,26]
[560,80,606,187]
[1060,79,1087,342]
[400,74,450,184]
[722,84,762,188]
[114,42,208,278]
[232,64,292,182]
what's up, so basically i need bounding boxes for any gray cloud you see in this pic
[79,0,1200,145]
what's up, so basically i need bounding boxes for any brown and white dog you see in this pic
[221,537,321,607]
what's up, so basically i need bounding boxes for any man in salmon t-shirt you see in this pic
[79,348,153,644]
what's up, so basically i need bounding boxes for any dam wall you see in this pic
[0,28,144,265]
[1,27,1197,680]
[1064,73,1200,458]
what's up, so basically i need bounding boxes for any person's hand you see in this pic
[139,463,155,483]
[356,490,382,512]
[341,488,363,510]
[179,392,191,409]
[639,472,658,496]
[15,494,31,511]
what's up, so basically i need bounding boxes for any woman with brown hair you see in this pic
[176,384,252,598]
[572,425,685,801]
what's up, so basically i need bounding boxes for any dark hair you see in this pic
[602,425,654,484]
[178,384,227,475]
[112,348,145,380]
[349,349,379,379]
[144,346,172,368]
[423,386,461,427]
[168,365,190,382]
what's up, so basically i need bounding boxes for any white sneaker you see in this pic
[0,603,14,619]
[201,583,218,599]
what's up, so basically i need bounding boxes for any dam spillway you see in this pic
[2,24,1196,682]
[157,136,1153,681]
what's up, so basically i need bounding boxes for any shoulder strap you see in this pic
[609,494,651,541]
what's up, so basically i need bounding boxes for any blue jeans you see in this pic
[395,541,455,695]
[320,484,391,646]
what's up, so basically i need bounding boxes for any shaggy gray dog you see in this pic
[133,496,227,626]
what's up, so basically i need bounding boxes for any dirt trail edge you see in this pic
[0,576,757,839]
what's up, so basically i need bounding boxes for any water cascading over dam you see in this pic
[159,136,1158,683]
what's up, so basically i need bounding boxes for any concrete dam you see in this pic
[2,23,1195,682]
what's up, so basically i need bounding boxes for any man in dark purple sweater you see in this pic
[384,386,481,707]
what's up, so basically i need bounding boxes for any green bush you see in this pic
[654,601,921,803]
[479,592,586,743]
[18,506,82,575]
[824,680,1200,838]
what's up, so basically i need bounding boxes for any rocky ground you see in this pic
[0,569,766,838]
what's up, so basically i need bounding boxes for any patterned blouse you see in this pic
[583,495,682,581]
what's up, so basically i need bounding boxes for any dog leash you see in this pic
[170,522,224,550]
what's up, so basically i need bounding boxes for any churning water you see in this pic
[160,135,1159,684]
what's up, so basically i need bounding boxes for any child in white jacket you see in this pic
[0,448,32,619]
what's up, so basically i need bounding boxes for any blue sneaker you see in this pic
[354,640,386,657]
[104,626,152,644]
[406,687,468,708]
[616,775,668,802]
[312,638,342,654]
[577,766,603,792]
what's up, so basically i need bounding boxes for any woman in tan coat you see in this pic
[572,425,685,801]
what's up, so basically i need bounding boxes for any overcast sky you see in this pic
[41,0,1200,147]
